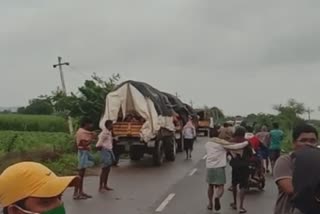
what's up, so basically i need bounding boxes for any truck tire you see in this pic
[129,145,144,161]
[153,140,164,166]
[165,137,176,161]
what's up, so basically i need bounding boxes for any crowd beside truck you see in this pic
[2,80,320,214]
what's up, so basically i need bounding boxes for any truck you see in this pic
[100,80,177,166]
[196,110,212,137]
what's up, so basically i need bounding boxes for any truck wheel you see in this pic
[129,146,144,161]
[153,140,164,166]
[165,137,176,161]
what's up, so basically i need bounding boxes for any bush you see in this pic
[0,114,68,132]
[0,131,73,153]
[44,154,79,175]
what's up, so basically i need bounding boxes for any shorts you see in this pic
[100,149,115,168]
[78,150,95,169]
[207,167,226,185]
[232,166,250,189]
[259,146,269,159]
[184,138,194,151]
[269,149,281,162]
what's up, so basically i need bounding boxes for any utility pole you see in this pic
[53,56,74,135]
[306,107,313,121]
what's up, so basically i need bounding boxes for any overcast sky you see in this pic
[1,0,320,118]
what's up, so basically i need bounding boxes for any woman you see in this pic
[96,120,115,193]
[183,116,196,159]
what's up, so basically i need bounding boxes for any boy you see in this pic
[74,117,96,200]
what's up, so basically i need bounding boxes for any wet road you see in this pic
[63,138,277,214]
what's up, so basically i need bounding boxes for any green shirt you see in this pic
[269,129,284,150]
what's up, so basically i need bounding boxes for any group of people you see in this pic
[2,117,320,214]
[205,121,320,214]
[205,125,252,213]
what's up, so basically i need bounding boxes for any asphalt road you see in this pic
[63,138,278,214]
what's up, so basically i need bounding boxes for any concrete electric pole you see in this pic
[53,56,74,135]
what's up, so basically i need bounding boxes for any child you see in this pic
[73,118,96,200]
[96,120,115,192]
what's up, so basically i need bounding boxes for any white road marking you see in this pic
[202,155,207,160]
[155,193,176,212]
[189,168,198,176]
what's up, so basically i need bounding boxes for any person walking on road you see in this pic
[0,161,79,214]
[96,120,115,193]
[229,126,253,214]
[205,137,249,211]
[273,123,318,214]
[256,125,271,173]
[183,116,196,159]
[74,118,96,200]
[269,123,284,173]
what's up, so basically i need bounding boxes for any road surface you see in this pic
[63,137,277,214]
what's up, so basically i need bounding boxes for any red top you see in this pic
[248,136,260,151]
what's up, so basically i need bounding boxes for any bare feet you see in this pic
[81,192,93,198]
[99,188,106,193]
[104,187,114,191]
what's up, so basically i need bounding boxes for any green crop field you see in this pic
[0,114,68,132]
[0,131,73,153]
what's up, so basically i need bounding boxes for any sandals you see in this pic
[207,205,213,210]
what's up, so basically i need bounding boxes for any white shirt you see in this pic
[205,141,249,169]
[96,129,113,150]
[183,122,196,139]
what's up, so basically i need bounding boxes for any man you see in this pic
[205,136,248,212]
[229,126,253,214]
[96,120,115,192]
[0,162,78,214]
[74,117,96,200]
[256,126,270,173]
[269,122,284,172]
[274,123,318,214]
[218,122,233,141]
[292,146,320,214]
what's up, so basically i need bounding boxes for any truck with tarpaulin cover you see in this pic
[100,80,177,166]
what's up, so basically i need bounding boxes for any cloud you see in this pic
[1,0,320,118]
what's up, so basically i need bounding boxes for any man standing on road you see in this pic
[74,118,96,200]
[229,126,253,214]
[269,122,284,173]
[96,120,115,193]
[274,123,318,214]
[205,136,248,212]
[0,161,79,214]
